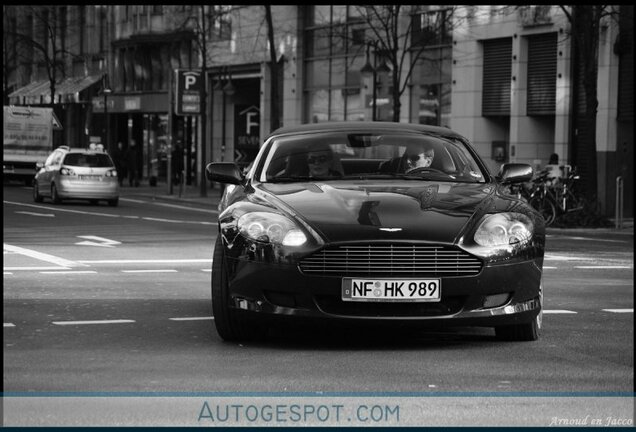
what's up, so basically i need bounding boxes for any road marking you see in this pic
[119,198,147,204]
[39,270,98,275]
[201,269,212,272]
[78,259,211,264]
[142,216,215,225]
[152,202,218,214]
[5,266,70,271]
[169,317,214,321]
[543,310,578,314]
[52,319,135,326]
[4,323,16,327]
[121,269,178,273]
[76,235,122,248]
[3,243,85,268]
[544,254,596,261]
[547,235,627,244]
[575,265,632,269]
[602,309,633,313]
[15,211,55,217]
[4,272,13,275]
[4,201,120,218]
[543,266,558,269]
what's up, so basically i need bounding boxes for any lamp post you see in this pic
[103,86,112,153]
[360,41,390,121]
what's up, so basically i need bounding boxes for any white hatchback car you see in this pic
[33,144,120,206]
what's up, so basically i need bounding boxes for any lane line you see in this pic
[52,319,135,326]
[142,217,215,225]
[4,323,16,327]
[151,202,218,214]
[4,200,120,218]
[4,272,13,275]
[201,269,212,272]
[15,211,55,217]
[39,271,98,275]
[78,259,211,264]
[121,269,178,273]
[575,266,632,269]
[169,317,214,321]
[119,198,147,204]
[5,267,70,271]
[602,309,633,313]
[3,243,85,268]
[543,310,578,314]
[543,266,558,269]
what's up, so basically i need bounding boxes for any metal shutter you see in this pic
[482,38,512,116]
[527,33,557,115]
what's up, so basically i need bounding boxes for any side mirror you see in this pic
[206,162,245,185]
[497,163,533,184]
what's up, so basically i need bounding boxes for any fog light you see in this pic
[483,293,510,309]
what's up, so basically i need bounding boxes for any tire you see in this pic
[495,285,543,342]
[108,198,119,207]
[51,184,62,204]
[33,182,43,202]
[211,236,267,342]
[529,196,556,226]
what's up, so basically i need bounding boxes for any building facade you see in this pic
[5,5,632,217]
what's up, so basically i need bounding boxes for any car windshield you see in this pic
[63,153,114,168]
[258,131,486,183]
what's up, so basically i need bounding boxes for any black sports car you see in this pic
[206,122,545,342]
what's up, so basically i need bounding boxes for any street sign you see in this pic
[175,70,202,116]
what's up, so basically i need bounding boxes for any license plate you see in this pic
[342,278,441,302]
[78,175,101,181]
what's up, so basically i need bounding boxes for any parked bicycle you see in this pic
[525,165,584,226]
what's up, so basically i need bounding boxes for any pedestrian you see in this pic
[112,141,126,187]
[171,142,184,186]
[125,139,140,187]
[544,153,563,186]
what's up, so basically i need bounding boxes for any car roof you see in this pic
[267,121,465,140]
[57,147,107,155]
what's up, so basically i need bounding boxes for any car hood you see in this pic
[257,181,497,244]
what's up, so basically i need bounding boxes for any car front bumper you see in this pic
[222,252,543,327]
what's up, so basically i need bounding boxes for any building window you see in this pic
[527,32,557,116]
[304,5,370,122]
[208,6,232,41]
[411,9,452,47]
[482,37,512,117]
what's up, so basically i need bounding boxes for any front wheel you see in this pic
[33,182,43,202]
[495,286,543,342]
[211,236,267,342]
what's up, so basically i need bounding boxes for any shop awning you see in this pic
[9,74,104,106]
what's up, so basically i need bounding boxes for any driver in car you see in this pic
[380,142,435,173]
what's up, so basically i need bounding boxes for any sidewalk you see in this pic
[119,180,634,235]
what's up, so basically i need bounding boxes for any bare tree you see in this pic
[264,5,281,132]
[349,5,457,122]
[3,6,74,108]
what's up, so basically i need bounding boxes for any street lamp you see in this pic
[360,41,391,121]
[102,85,112,153]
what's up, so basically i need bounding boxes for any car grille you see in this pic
[299,244,482,277]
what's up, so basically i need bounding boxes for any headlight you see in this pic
[237,211,307,246]
[474,213,533,247]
